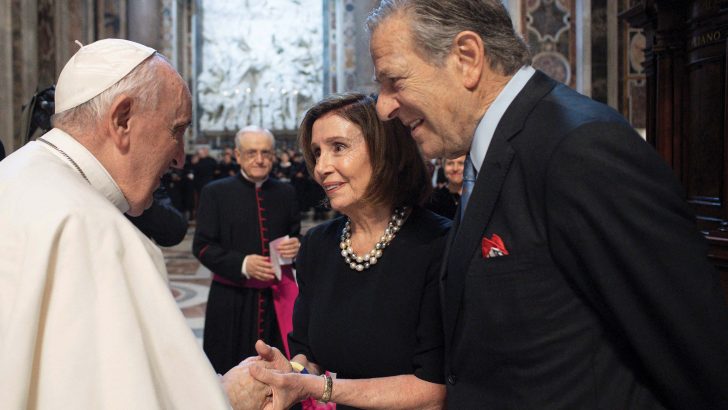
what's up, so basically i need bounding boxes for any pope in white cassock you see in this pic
[0,39,271,409]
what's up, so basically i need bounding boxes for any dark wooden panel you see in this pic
[624,0,728,302]
[685,60,724,205]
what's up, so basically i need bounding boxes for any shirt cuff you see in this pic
[241,256,251,279]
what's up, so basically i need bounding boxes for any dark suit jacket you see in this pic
[127,186,188,247]
[442,70,728,409]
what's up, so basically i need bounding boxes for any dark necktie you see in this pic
[460,154,476,221]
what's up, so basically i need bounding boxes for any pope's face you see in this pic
[127,62,190,216]
[371,15,473,159]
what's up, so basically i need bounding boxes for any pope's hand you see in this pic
[220,363,271,410]
[225,341,296,409]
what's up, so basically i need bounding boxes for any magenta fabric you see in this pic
[271,265,298,358]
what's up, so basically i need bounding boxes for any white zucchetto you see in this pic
[54,38,156,114]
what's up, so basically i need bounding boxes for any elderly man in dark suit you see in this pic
[368,1,728,409]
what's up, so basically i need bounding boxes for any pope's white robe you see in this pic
[0,129,230,409]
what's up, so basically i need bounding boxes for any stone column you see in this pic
[9,0,38,152]
[128,0,161,49]
[0,0,13,154]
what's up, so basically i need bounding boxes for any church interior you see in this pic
[2,0,728,341]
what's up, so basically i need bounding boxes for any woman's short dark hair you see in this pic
[298,93,431,209]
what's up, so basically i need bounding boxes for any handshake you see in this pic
[221,340,330,410]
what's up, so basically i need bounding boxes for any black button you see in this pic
[447,374,457,385]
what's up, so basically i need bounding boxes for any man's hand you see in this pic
[220,364,272,410]
[246,255,275,281]
[276,237,300,260]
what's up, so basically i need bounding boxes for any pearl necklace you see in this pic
[340,206,407,271]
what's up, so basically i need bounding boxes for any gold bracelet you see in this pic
[320,373,333,403]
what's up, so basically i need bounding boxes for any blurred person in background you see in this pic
[425,155,465,220]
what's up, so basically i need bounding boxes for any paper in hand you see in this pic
[269,235,293,280]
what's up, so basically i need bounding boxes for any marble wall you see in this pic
[514,0,643,131]
[326,0,377,95]
[618,0,646,132]
[590,0,608,103]
[524,0,576,88]
[350,0,378,95]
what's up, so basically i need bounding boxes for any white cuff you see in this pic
[241,256,251,279]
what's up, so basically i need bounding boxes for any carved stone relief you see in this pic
[196,0,323,133]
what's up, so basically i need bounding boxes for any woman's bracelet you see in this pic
[320,373,333,403]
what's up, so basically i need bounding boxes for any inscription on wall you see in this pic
[689,28,726,50]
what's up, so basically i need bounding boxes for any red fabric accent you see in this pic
[240,277,275,289]
[254,187,268,255]
[198,244,210,259]
[257,290,265,338]
[271,265,298,358]
[482,234,509,258]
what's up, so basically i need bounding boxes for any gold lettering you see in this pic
[690,30,722,49]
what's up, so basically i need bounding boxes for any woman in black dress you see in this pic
[249,93,449,409]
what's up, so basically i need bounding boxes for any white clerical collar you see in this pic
[240,169,268,188]
[40,128,130,213]
[470,65,536,173]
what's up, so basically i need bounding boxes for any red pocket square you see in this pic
[482,234,509,258]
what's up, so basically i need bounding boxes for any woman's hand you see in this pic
[243,340,294,372]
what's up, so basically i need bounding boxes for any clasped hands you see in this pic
[246,237,300,281]
[221,340,322,410]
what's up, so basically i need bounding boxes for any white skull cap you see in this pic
[55,38,156,114]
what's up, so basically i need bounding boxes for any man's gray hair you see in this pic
[52,52,166,131]
[234,126,276,151]
[366,0,531,76]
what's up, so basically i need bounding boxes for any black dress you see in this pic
[289,207,450,410]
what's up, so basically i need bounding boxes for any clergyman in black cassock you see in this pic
[193,128,300,374]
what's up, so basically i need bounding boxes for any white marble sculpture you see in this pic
[197,0,323,132]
